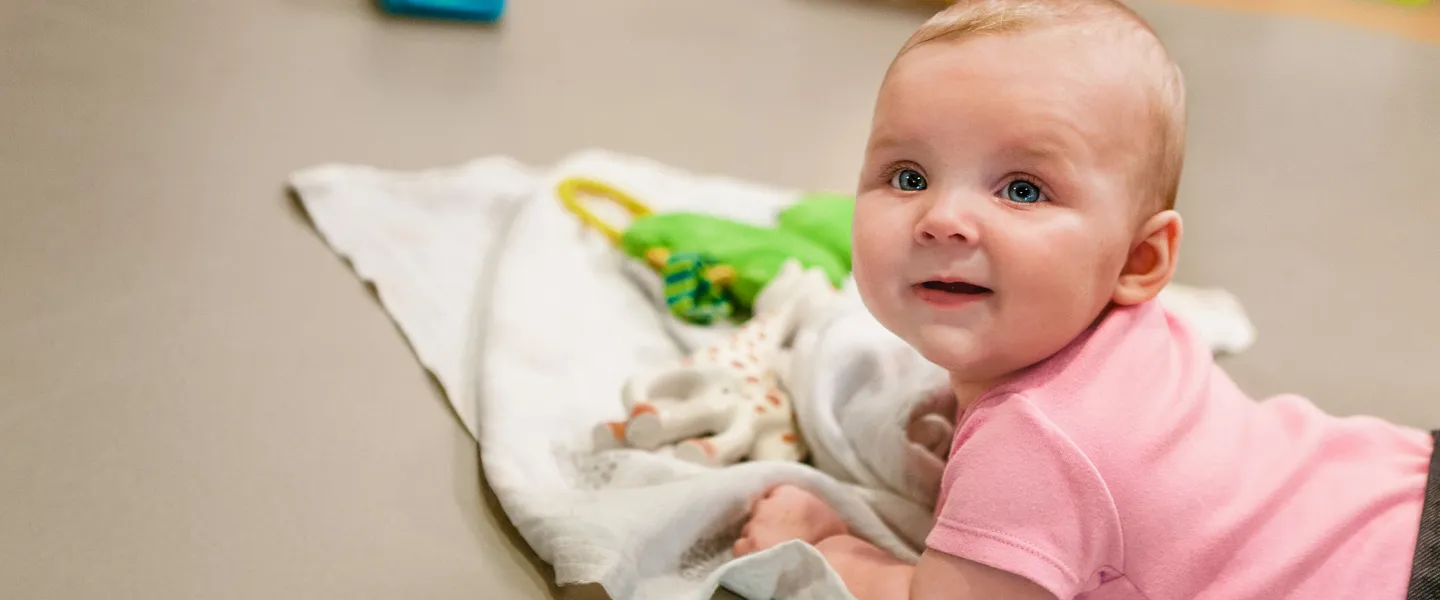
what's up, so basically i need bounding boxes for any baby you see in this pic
[732,1,1437,599]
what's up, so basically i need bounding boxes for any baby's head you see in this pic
[852,0,1187,386]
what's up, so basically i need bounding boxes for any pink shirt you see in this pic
[927,300,1433,599]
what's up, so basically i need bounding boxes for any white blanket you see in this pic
[289,149,1256,600]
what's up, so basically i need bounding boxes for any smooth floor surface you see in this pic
[2,0,1437,598]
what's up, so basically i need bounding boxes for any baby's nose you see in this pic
[914,201,979,245]
[916,226,966,244]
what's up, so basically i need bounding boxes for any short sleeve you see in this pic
[925,393,1124,599]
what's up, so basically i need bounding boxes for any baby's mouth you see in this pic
[919,280,993,295]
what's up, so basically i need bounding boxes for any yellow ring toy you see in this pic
[556,177,654,245]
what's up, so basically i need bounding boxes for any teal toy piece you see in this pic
[380,0,504,21]
[660,252,735,326]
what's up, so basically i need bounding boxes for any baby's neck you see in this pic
[948,304,1119,411]
[949,372,1000,414]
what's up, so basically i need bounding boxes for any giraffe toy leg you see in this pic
[625,395,733,450]
[750,426,806,463]
[674,412,757,467]
[620,365,744,449]
[592,420,629,450]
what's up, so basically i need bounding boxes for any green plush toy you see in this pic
[557,178,854,324]
[776,191,856,271]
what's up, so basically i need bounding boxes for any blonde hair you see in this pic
[895,0,1187,212]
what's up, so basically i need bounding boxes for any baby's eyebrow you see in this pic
[864,135,898,153]
[1004,142,1069,163]
[865,133,909,153]
[1002,140,1081,171]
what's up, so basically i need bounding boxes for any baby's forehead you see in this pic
[890,8,1174,90]
[885,31,1157,137]
[942,24,1157,81]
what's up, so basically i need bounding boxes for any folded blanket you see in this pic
[289,149,1257,600]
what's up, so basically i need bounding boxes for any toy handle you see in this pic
[556,177,654,244]
[556,177,735,287]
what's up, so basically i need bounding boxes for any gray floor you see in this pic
[1,0,1437,598]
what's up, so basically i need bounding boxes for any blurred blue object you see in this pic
[380,0,504,21]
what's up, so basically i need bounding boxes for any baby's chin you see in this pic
[904,323,994,376]
[864,298,1007,375]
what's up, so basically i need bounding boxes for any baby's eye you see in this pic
[1003,180,1046,204]
[889,169,928,192]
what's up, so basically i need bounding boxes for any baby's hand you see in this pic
[732,484,849,557]
[906,386,958,503]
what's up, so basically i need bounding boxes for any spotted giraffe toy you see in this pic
[593,260,837,466]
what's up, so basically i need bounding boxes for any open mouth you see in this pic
[920,280,992,295]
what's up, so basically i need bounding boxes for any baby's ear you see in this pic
[1113,211,1182,306]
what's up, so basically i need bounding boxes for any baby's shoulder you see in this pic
[1001,302,1219,416]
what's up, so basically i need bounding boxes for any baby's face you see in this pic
[853,27,1156,382]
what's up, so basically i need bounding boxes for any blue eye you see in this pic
[889,169,928,192]
[1004,180,1045,204]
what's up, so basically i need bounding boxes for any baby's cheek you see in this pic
[994,249,1094,345]
[1022,275,1112,361]
[850,228,888,273]
[1017,229,1107,296]
[849,233,895,304]
[849,253,879,306]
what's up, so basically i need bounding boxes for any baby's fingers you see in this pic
[906,441,948,501]
[746,483,786,515]
[906,413,954,456]
[747,490,767,516]
[909,387,958,421]
[733,535,756,557]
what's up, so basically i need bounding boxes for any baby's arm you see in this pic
[735,485,1057,600]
